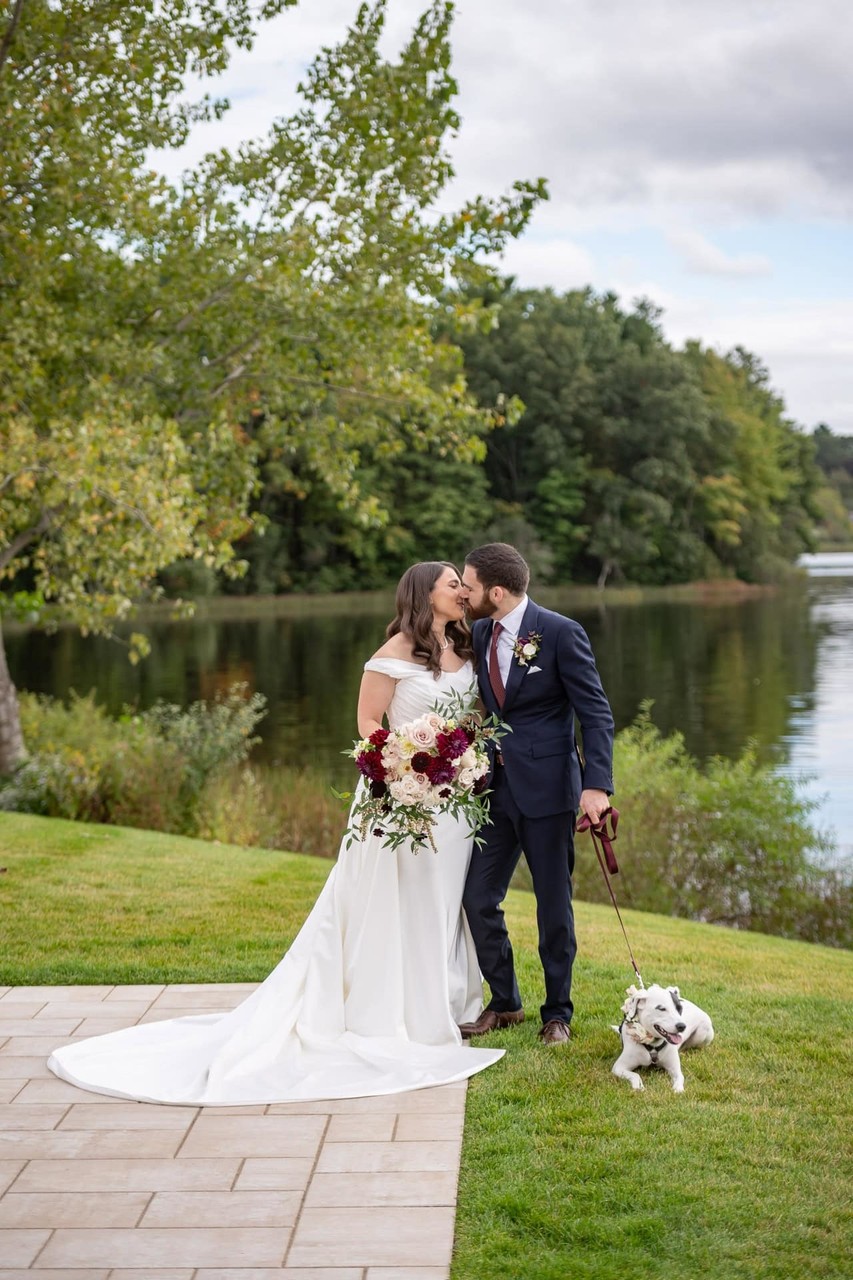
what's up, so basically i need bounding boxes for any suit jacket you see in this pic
[473,600,614,819]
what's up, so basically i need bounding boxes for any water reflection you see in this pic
[7,563,852,853]
[777,576,853,857]
[557,589,820,767]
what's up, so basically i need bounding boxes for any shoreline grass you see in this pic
[1,575,787,634]
[2,813,851,1278]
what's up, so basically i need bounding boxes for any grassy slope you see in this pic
[2,813,851,1279]
[0,812,330,983]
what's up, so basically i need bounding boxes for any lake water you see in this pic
[8,554,853,860]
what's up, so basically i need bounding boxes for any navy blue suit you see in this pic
[463,600,614,1025]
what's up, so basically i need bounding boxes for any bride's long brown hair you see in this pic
[386,561,474,678]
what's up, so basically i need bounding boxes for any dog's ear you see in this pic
[668,987,683,1015]
[622,985,644,1020]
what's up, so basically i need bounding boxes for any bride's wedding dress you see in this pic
[48,658,504,1104]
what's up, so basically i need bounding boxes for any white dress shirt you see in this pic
[492,595,529,686]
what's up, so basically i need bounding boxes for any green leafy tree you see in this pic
[452,284,712,584]
[812,485,853,547]
[222,415,495,593]
[0,0,543,770]
[811,425,853,544]
[454,284,819,586]
[685,346,820,579]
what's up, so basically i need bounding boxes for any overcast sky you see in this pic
[159,0,853,433]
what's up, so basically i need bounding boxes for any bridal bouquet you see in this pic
[343,693,505,853]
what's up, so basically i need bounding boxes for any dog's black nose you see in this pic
[676,1022,686,1032]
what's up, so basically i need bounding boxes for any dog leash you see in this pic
[576,807,645,989]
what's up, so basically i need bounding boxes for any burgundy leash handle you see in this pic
[577,806,645,989]
[576,806,619,873]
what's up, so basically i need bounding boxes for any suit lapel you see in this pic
[502,600,540,713]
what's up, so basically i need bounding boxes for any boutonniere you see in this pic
[513,630,542,666]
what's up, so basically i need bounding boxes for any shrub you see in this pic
[0,685,266,836]
[3,692,162,823]
[138,684,266,832]
[571,709,851,949]
[198,764,348,858]
[0,750,101,821]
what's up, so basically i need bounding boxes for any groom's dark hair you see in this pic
[465,543,530,595]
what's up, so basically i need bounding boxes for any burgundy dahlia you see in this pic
[426,756,456,785]
[357,749,386,783]
[436,727,469,759]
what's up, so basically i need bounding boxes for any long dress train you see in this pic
[47,658,504,1104]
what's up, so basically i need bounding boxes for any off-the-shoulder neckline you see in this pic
[366,657,472,673]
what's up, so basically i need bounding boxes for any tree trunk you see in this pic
[0,619,26,774]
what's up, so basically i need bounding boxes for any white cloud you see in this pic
[630,290,853,432]
[446,0,853,219]
[666,230,772,277]
[499,237,595,291]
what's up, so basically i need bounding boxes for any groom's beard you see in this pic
[465,599,498,622]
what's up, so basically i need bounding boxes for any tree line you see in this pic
[206,281,848,597]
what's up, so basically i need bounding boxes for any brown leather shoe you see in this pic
[539,1019,572,1044]
[458,1008,525,1039]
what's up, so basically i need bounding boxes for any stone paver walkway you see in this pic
[0,984,467,1279]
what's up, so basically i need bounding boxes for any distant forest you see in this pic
[168,283,852,597]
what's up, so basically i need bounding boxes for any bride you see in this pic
[48,561,504,1104]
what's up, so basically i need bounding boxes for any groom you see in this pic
[459,542,614,1044]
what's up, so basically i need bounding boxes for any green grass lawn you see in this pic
[2,812,852,1279]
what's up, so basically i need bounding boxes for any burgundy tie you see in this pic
[489,621,505,707]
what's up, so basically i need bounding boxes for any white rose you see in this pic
[389,775,422,805]
[522,642,537,659]
[412,775,442,808]
[382,739,405,771]
[459,746,478,770]
[457,767,477,790]
[408,717,438,749]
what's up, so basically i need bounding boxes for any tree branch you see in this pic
[0,507,56,572]
[0,466,47,494]
[79,483,158,533]
[209,362,251,399]
[0,0,28,81]
[173,281,241,333]
[275,374,411,405]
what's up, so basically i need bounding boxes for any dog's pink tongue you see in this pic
[668,1032,683,1045]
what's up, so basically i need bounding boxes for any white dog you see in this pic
[611,983,714,1092]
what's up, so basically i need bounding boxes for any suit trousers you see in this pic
[463,765,577,1025]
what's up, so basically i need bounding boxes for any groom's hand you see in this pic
[579,789,610,826]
